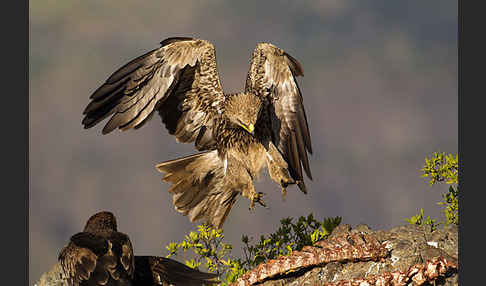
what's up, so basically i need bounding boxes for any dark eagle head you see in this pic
[224,93,262,135]
[83,211,118,233]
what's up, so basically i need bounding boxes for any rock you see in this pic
[235,224,458,286]
[34,263,68,286]
[328,224,352,238]
[350,224,373,235]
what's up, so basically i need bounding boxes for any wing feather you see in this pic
[58,233,112,286]
[82,37,224,150]
[58,231,135,286]
[133,256,218,285]
[246,43,313,192]
[58,243,98,286]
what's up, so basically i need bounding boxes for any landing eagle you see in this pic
[82,37,313,228]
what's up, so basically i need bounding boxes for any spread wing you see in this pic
[133,256,219,286]
[82,37,225,151]
[58,232,134,286]
[245,43,312,192]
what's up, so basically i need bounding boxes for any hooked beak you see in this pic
[239,122,255,135]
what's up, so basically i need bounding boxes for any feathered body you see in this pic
[50,211,218,286]
[83,37,313,228]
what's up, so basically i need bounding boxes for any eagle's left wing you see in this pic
[245,43,313,193]
[58,232,134,286]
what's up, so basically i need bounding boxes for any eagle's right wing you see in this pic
[133,256,219,286]
[58,242,98,286]
[58,232,114,286]
[82,37,225,151]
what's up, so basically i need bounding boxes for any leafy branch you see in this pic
[165,214,341,284]
[406,152,459,228]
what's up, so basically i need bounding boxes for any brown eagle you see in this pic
[40,211,218,286]
[82,37,313,229]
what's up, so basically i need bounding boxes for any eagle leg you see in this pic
[266,142,300,198]
[268,162,296,197]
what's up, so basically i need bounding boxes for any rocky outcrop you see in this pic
[36,224,458,286]
[232,224,458,286]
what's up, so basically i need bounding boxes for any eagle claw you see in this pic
[249,192,266,211]
[280,179,296,198]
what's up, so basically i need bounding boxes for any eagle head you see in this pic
[83,211,118,233]
[224,93,262,135]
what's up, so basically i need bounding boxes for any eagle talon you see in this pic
[281,178,296,188]
[249,192,266,211]
[280,178,296,200]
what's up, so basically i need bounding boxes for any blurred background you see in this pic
[29,1,457,284]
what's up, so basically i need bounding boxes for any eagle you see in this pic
[39,211,218,286]
[82,37,313,229]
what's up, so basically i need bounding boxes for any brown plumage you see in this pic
[82,37,313,228]
[51,211,218,286]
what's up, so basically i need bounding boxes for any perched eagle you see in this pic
[82,37,313,229]
[37,211,218,286]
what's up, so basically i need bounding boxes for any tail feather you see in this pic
[156,153,206,178]
[156,151,239,228]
